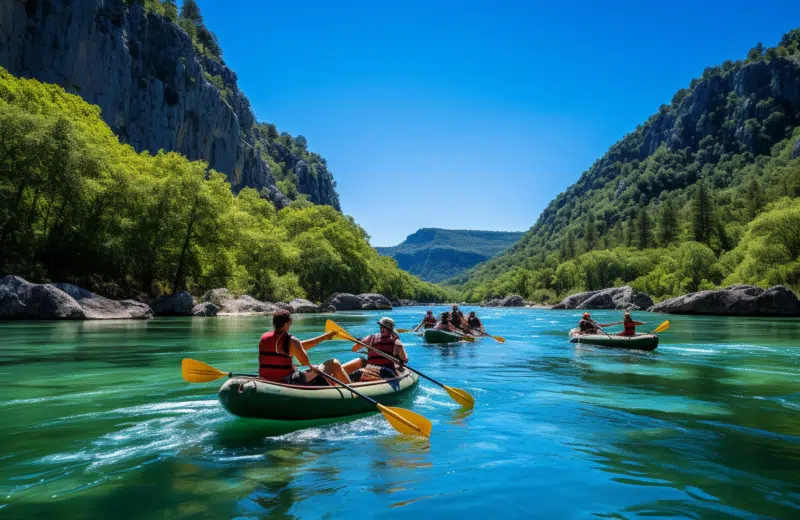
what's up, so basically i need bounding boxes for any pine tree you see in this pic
[584,215,596,252]
[624,218,636,247]
[163,0,178,22]
[561,230,576,260]
[745,178,763,220]
[658,198,678,245]
[692,182,713,244]
[180,0,202,23]
[636,207,652,249]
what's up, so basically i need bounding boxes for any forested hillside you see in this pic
[455,30,800,303]
[0,69,452,303]
[376,229,524,282]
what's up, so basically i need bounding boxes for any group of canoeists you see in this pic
[412,304,488,337]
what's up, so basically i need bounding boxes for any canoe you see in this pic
[218,369,419,420]
[423,328,471,344]
[568,328,659,351]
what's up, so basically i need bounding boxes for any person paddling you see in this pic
[414,310,438,331]
[575,312,615,335]
[350,317,409,381]
[451,305,466,330]
[466,311,486,335]
[618,312,645,336]
[258,310,360,386]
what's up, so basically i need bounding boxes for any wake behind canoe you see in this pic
[568,328,659,351]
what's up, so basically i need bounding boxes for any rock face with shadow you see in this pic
[325,293,393,311]
[649,285,800,316]
[483,295,526,307]
[0,276,152,319]
[150,291,195,316]
[553,286,654,311]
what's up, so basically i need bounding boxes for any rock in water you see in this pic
[649,285,800,316]
[553,286,654,310]
[358,294,393,310]
[326,293,364,311]
[482,295,526,307]
[150,291,195,316]
[289,298,321,313]
[192,302,219,317]
[54,283,153,319]
[199,289,277,315]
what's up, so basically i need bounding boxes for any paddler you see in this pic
[575,312,615,335]
[414,310,438,331]
[350,317,409,381]
[466,311,486,335]
[258,310,360,386]
[451,304,466,329]
[618,312,645,336]
[435,312,456,331]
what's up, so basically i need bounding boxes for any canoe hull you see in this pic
[423,329,467,344]
[568,328,659,351]
[218,370,419,420]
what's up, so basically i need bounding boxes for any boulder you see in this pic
[358,293,393,310]
[392,299,420,307]
[150,291,195,316]
[649,285,800,316]
[553,286,653,311]
[325,305,336,313]
[498,295,526,307]
[326,293,364,311]
[482,298,502,307]
[289,298,321,313]
[54,283,153,319]
[0,276,153,320]
[192,302,219,317]
[275,302,293,312]
[199,289,277,315]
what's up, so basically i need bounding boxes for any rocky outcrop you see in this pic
[358,294,393,310]
[192,302,219,317]
[649,285,800,316]
[150,291,195,316]
[553,286,654,310]
[0,276,151,319]
[0,0,339,208]
[289,298,322,313]
[392,299,420,307]
[199,289,277,315]
[483,295,527,307]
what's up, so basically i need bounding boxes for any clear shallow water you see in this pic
[0,308,798,519]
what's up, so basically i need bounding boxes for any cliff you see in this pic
[376,229,524,282]
[0,0,339,209]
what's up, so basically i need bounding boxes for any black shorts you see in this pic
[281,369,328,387]
[350,361,398,382]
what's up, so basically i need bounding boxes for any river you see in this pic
[1,308,798,519]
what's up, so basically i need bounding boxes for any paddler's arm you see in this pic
[633,321,645,326]
[288,337,314,369]
[300,331,337,351]
[351,336,369,352]
[394,341,408,364]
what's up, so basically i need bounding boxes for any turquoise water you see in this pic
[0,308,798,519]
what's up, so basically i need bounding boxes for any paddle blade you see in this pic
[397,329,412,333]
[182,358,227,383]
[325,319,359,343]
[444,385,475,408]
[492,335,506,343]
[377,404,432,438]
[461,334,475,342]
[652,320,670,334]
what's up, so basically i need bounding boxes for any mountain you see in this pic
[456,31,800,302]
[376,229,525,282]
[0,0,338,209]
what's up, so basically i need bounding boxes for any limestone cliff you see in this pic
[0,0,340,209]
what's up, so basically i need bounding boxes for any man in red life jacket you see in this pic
[258,310,362,386]
[618,312,645,336]
[349,317,409,381]
[414,310,438,331]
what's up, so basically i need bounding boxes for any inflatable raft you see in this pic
[423,329,472,344]
[568,328,659,351]
[218,369,419,420]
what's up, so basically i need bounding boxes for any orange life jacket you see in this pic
[258,331,296,381]
[621,320,636,336]
[365,333,398,367]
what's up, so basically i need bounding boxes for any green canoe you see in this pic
[568,328,659,351]
[423,328,471,344]
[218,369,419,420]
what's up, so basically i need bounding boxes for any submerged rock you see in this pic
[192,302,219,317]
[553,286,653,311]
[150,291,195,316]
[649,285,800,316]
[0,276,152,320]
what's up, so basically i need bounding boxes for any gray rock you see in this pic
[192,302,219,317]
[0,0,340,209]
[482,295,526,307]
[358,293,392,310]
[0,276,152,320]
[392,299,420,307]
[150,291,195,316]
[553,286,654,310]
[326,293,364,311]
[325,305,336,313]
[482,298,501,307]
[274,302,293,312]
[199,288,277,315]
[649,285,800,316]
[289,298,321,313]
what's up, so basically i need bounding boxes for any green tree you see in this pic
[636,206,652,249]
[180,0,202,22]
[658,199,678,246]
[692,182,713,244]
[162,0,178,21]
[561,230,576,260]
[583,215,596,252]
[745,178,763,220]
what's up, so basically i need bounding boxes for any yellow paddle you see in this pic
[181,358,432,438]
[396,328,475,342]
[326,320,475,408]
[651,320,670,334]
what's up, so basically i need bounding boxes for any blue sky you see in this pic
[196,0,800,246]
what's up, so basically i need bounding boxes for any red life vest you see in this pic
[423,315,437,327]
[258,331,296,381]
[621,320,636,336]
[467,317,481,328]
[365,333,398,367]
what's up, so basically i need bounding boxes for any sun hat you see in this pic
[377,317,395,332]
[582,312,591,318]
